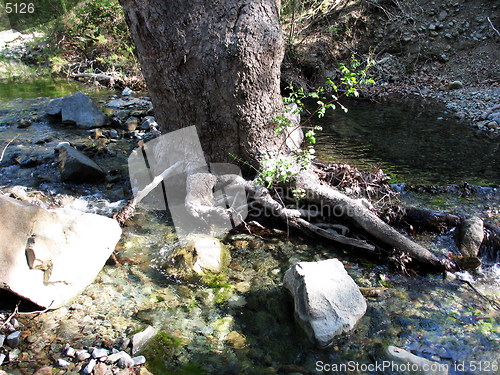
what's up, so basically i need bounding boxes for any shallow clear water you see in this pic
[316,98,500,186]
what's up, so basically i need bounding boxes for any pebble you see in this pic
[8,348,20,361]
[122,87,134,96]
[57,358,71,368]
[0,334,5,347]
[93,362,108,375]
[132,355,146,366]
[117,354,135,369]
[0,353,5,366]
[83,359,97,375]
[33,367,53,375]
[448,80,463,90]
[131,326,157,354]
[76,349,91,361]
[92,348,109,359]
[5,331,21,348]
[65,346,76,357]
[106,351,129,364]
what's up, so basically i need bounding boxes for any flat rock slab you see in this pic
[0,195,121,309]
[283,258,367,348]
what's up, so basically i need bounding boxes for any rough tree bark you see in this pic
[119,0,286,165]
[119,0,454,271]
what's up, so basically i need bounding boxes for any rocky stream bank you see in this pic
[0,85,498,375]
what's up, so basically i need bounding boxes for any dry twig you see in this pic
[0,136,19,163]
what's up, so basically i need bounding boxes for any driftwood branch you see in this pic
[0,136,18,163]
[115,161,182,226]
[487,17,500,37]
[72,73,115,81]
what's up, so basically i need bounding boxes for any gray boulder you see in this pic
[456,216,484,257]
[61,91,109,129]
[56,143,106,183]
[283,259,366,348]
[0,195,121,309]
[45,98,63,116]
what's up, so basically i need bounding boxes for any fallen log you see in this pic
[295,169,451,270]
[395,207,461,233]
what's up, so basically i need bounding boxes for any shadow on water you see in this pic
[316,98,499,186]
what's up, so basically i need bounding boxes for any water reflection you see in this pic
[316,98,499,186]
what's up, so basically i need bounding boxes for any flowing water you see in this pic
[0,81,498,375]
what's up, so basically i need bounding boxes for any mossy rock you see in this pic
[140,331,184,374]
[165,235,231,284]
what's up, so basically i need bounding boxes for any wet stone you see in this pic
[92,348,109,359]
[83,358,96,374]
[76,349,91,361]
[8,348,20,361]
[117,355,135,369]
[56,358,70,368]
[132,355,146,366]
[5,331,21,348]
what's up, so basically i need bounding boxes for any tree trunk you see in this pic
[119,0,285,165]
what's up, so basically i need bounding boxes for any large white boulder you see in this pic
[283,258,367,348]
[0,195,121,309]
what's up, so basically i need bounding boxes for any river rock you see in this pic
[283,259,366,348]
[5,331,21,348]
[448,81,463,90]
[456,216,484,257]
[122,87,133,96]
[92,348,109,359]
[0,353,5,366]
[124,116,140,132]
[141,116,157,130]
[60,91,109,129]
[56,142,106,183]
[382,345,449,374]
[0,195,122,309]
[117,353,135,369]
[191,235,230,275]
[45,98,63,116]
[131,326,157,355]
[76,349,91,361]
[83,359,97,374]
[33,368,53,375]
[17,119,32,128]
[132,355,146,366]
[56,358,70,368]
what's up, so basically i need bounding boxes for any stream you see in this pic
[0,79,498,375]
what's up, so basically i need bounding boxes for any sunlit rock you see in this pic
[283,258,367,348]
[0,195,121,309]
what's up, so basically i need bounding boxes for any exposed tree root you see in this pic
[117,163,461,271]
[294,169,452,270]
[184,171,456,271]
